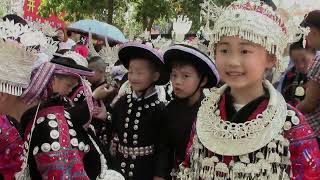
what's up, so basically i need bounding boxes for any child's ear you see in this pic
[153,72,160,82]
[266,54,276,69]
[200,76,208,88]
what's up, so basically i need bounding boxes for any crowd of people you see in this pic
[0,0,320,180]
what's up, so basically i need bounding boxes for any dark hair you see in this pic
[167,44,210,77]
[2,14,27,25]
[290,39,317,55]
[129,57,159,73]
[289,39,304,55]
[170,59,203,78]
[261,0,277,10]
[88,56,107,71]
[301,10,320,31]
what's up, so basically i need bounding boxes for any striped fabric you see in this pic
[305,53,320,137]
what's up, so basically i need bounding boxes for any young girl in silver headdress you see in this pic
[177,1,320,179]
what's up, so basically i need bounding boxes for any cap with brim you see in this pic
[52,52,93,76]
[118,42,169,85]
[301,10,320,29]
[164,44,220,88]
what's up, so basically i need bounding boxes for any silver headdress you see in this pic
[98,42,120,73]
[27,20,58,37]
[0,19,40,96]
[201,0,305,71]
[172,15,192,43]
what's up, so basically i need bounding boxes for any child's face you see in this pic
[56,30,65,42]
[215,36,275,90]
[306,27,320,49]
[52,75,79,96]
[128,58,159,92]
[291,49,314,74]
[170,64,204,98]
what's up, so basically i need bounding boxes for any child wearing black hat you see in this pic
[160,44,219,179]
[110,42,169,180]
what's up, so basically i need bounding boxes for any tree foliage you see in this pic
[38,0,108,21]
[38,0,236,35]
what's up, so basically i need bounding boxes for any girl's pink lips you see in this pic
[174,87,183,93]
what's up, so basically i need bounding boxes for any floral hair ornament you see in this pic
[201,0,306,72]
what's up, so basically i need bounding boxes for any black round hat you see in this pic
[164,44,220,88]
[118,42,169,85]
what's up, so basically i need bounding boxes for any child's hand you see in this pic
[92,84,115,100]
[93,101,107,120]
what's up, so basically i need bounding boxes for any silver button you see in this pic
[123,139,128,144]
[129,103,133,108]
[133,125,138,130]
[151,103,155,106]
[48,120,58,128]
[74,98,78,102]
[65,113,71,120]
[133,141,138,145]
[33,146,39,155]
[287,110,296,117]
[80,90,84,94]
[41,143,51,152]
[155,100,160,104]
[283,121,292,131]
[47,114,56,120]
[128,109,132,114]
[77,94,81,98]
[124,123,129,128]
[138,107,142,111]
[127,99,131,103]
[291,116,300,125]
[144,104,149,109]
[50,130,60,139]
[132,155,136,160]
[130,164,135,169]
[24,142,29,149]
[79,142,85,151]
[134,120,139,124]
[84,145,90,153]
[123,133,128,138]
[71,138,79,146]
[125,117,130,122]
[121,169,125,173]
[129,171,133,177]
[64,111,70,116]
[51,142,61,151]
[136,112,140,117]
[36,117,45,124]
[67,120,73,127]
[121,162,126,168]
[69,129,77,136]
[133,134,138,140]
